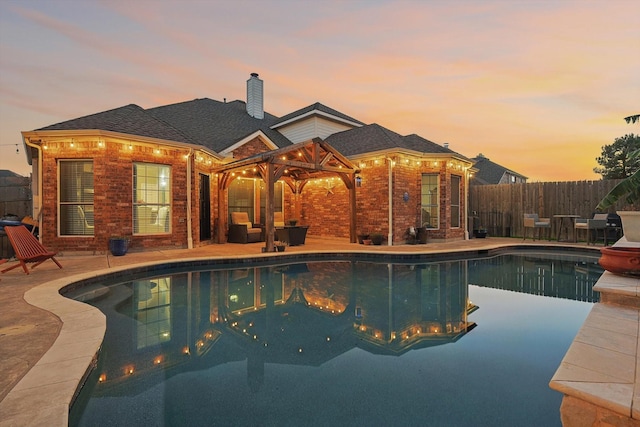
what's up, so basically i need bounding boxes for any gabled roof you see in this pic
[147,98,292,152]
[271,102,365,129]
[471,154,527,184]
[35,104,197,144]
[325,123,470,160]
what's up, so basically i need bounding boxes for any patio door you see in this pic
[199,173,211,241]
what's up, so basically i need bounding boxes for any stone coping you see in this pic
[549,240,640,424]
[0,244,606,426]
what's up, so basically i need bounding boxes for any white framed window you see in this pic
[59,160,94,236]
[421,174,439,228]
[133,163,171,234]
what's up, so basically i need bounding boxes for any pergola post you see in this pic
[349,173,357,243]
[216,174,227,244]
[264,162,275,252]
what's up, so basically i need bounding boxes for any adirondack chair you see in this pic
[1,225,62,275]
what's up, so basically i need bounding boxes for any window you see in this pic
[421,174,439,228]
[228,178,256,223]
[451,175,461,228]
[228,178,283,224]
[133,163,171,234]
[59,160,94,236]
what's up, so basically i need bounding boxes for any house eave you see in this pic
[21,129,222,160]
[347,149,474,166]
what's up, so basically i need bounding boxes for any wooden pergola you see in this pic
[212,138,360,251]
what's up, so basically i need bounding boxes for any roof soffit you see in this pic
[271,109,364,130]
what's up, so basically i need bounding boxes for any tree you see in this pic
[593,133,640,179]
[596,115,640,211]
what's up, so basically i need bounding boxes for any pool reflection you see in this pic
[68,253,602,417]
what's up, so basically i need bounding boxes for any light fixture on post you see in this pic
[356,176,362,187]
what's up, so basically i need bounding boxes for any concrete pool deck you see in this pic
[0,237,636,426]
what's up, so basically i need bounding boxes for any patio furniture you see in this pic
[574,213,607,245]
[276,225,309,246]
[228,212,263,243]
[274,211,285,227]
[1,225,63,275]
[605,213,623,242]
[553,214,581,242]
[523,214,551,241]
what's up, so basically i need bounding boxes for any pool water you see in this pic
[67,251,601,426]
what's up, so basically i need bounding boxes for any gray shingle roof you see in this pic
[31,98,468,162]
[402,134,469,159]
[326,124,466,159]
[146,98,292,152]
[36,104,196,144]
[471,155,527,184]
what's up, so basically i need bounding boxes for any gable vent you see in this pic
[246,73,264,119]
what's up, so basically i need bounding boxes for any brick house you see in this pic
[470,153,527,185]
[21,73,474,253]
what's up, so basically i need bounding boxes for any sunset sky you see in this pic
[1,0,638,181]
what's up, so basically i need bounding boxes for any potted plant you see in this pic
[474,226,488,238]
[370,233,384,245]
[274,241,287,252]
[357,232,370,244]
[108,236,130,256]
[287,219,298,226]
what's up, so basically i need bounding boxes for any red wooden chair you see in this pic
[1,225,62,275]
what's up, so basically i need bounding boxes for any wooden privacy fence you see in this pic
[469,179,633,238]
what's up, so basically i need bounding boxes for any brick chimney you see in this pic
[246,73,264,119]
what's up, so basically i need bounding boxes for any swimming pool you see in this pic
[66,249,602,426]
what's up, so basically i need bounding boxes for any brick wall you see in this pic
[300,160,468,244]
[38,134,468,252]
[40,139,194,254]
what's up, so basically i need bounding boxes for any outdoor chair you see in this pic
[274,211,285,228]
[228,212,263,243]
[574,213,607,245]
[1,225,63,275]
[523,213,551,241]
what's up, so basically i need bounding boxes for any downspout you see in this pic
[186,149,194,249]
[386,157,393,246]
[464,167,470,240]
[23,137,43,240]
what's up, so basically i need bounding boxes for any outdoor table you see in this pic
[275,225,309,246]
[553,214,580,242]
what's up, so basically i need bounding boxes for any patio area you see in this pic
[0,237,637,426]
